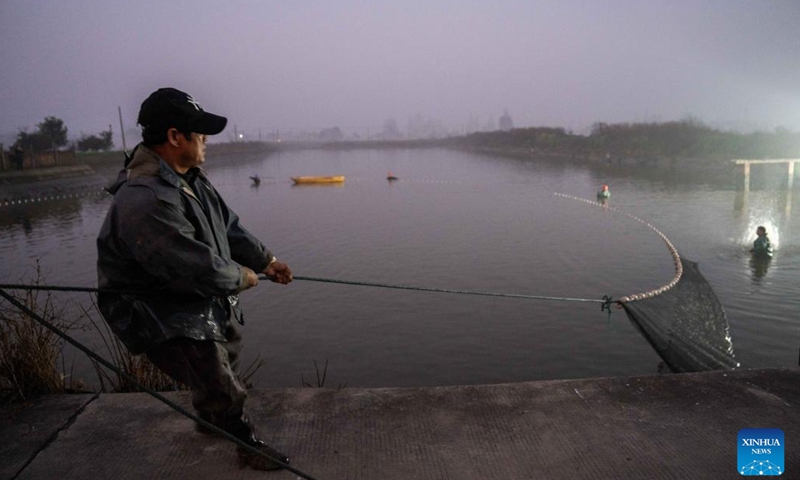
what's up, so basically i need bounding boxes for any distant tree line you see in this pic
[14,116,69,152]
[457,119,800,160]
[13,116,113,153]
[76,127,113,152]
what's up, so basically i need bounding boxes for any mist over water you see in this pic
[2,2,800,145]
[1,148,798,388]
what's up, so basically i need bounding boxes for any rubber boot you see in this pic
[229,413,290,470]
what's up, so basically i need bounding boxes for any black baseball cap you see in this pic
[138,87,227,135]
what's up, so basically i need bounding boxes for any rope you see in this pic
[1,188,107,207]
[0,287,321,480]
[0,277,613,307]
[0,284,111,293]
[287,275,611,306]
[554,193,683,303]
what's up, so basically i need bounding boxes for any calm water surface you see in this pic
[1,148,798,388]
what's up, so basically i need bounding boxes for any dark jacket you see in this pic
[96,144,273,353]
[752,235,773,258]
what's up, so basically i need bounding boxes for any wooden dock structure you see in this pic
[733,158,798,216]
[733,158,799,193]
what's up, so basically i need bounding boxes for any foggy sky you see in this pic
[1,0,798,145]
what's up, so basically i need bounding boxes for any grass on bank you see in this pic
[0,285,186,407]
[0,269,273,408]
[0,280,78,403]
[0,267,183,407]
[1,265,336,411]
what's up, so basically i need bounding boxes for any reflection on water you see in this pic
[735,194,786,249]
[749,255,771,282]
[0,148,798,388]
[0,195,109,285]
[733,162,798,248]
[733,185,792,290]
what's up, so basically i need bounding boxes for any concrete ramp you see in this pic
[3,368,799,479]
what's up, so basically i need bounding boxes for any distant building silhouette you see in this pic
[499,109,514,131]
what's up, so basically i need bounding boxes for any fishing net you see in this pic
[620,257,739,372]
[556,193,739,373]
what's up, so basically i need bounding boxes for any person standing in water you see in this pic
[750,226,773,258]
[597,184,610,205]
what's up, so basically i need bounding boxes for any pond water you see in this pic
[1,147,798,388]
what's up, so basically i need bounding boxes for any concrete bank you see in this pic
[2,367,798,479]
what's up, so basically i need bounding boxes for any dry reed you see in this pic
[1,266,267,404]
[0,268,79,402]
